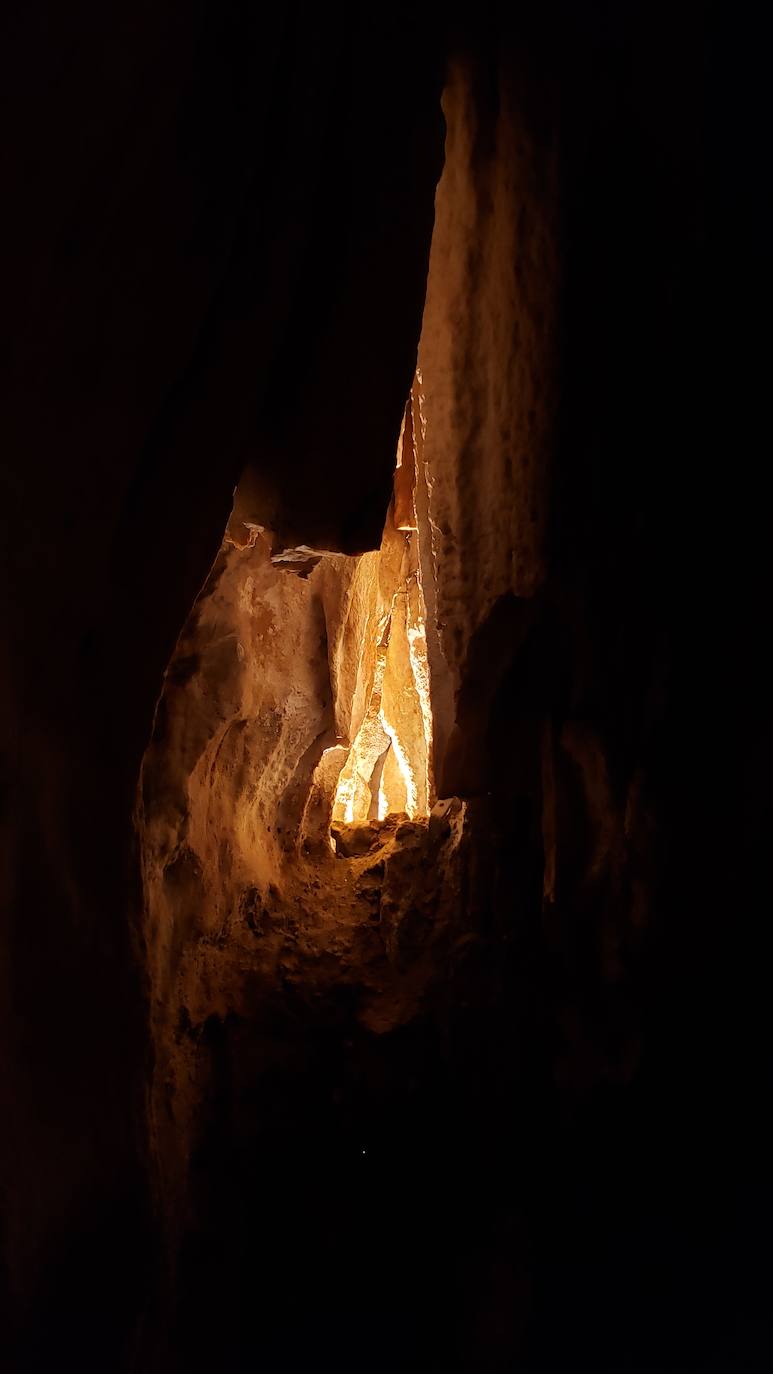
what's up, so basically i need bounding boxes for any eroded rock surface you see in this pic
[140,462,451,1238]
[4,7,756,1374]
[138,45,665,1360]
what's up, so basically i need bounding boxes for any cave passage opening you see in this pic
[329,377,434,834]
[137,360,463,1284]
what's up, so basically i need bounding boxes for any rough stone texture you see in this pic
[136,40,654,1361]
[0,4,444,1366]
[139,452,441,1251]
[331,499,432,825]
[3,5,768,1374]
[417,52,560,788]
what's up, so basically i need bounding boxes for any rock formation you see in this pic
[2,5,766,1373]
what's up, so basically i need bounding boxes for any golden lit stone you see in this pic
[332,401,433,824]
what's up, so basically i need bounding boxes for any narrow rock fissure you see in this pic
[138,371,465,1309]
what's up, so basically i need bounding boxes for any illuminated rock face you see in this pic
[134,44,670,1366]
[135,47,564,1286]
[138,385,450,1228]
[0,13,445,1346]
[416,60,560,795]
[0,11,727,1369]
[332,410,433,825]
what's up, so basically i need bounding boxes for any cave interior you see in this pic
[1,4,769,1373]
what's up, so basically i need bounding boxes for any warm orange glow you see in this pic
[332,398,433,824]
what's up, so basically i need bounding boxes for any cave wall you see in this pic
[134,11,734,1368]
[0,4,444,1366]
[138,508,440,1236]
[137,506,474,1369]
[416,9,769,1371]
[416,45,560,791]
[142,7,768,1370]
[2,2,768,1372]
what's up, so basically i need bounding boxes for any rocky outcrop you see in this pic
[4,6,761,1374]
[0,5,444,1364]
[418,54,560,761]
[139,415,443,1239]
[125,19,731,1370]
